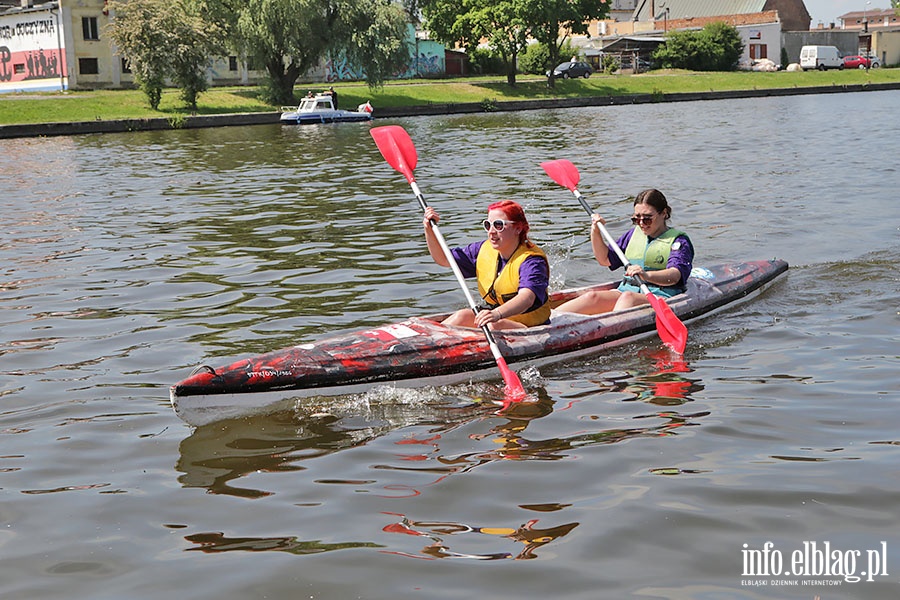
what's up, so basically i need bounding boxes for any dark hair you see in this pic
[488,200,532,246]
[633,188,671,220]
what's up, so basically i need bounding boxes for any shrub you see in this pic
[653,22,744,71]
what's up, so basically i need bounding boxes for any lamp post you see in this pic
[863,0,870,33]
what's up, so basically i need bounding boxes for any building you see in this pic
[0,0,446,95]
[838,8,899,31]
[573,1,824,70]
[630,0,811,32]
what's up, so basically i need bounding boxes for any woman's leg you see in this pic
[442,308,476,327]
[555,290,621,315]
[613,291,650,311]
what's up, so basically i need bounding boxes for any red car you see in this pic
[843,55,880,69]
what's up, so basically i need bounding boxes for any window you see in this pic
[79,57,99,75]
[121,57,131,74]
[229,56,238,71]
[749,44,767,60]
[14,63,25,74]
[82,16,99,41]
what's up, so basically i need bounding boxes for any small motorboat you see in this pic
[171,260,788,426]
[279,93,373,125]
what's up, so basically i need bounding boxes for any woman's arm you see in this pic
[589,214,613,267]
[423,207,450,267]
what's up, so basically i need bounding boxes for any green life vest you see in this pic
[475,242,550,327]
[623,227,688,295]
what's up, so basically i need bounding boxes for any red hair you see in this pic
[488,200,532,246]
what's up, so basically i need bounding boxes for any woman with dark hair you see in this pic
[556,188,694,315]
[423,200,550,329]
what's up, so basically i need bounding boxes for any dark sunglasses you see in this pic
[482,219,514,232]
[631,214,657,225]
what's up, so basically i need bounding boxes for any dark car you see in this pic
[547,61,593,79]
[843,55,879,69]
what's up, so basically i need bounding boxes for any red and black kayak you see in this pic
[171,260,788,426]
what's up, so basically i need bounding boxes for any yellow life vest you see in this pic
[475,242,550,327]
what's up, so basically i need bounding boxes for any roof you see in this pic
[601,36,668,52]
[632,0,768,21]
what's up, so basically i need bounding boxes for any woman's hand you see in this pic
[474,306,504,328]
[423,207,439,229]
[625,264,645,279]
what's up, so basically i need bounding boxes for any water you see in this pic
[1,90,897,599]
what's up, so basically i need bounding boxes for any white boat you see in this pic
[279,94,373,125]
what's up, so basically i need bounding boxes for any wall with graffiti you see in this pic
[324,25,446,82]
[0,10,67,93]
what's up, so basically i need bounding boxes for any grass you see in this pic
[2,69,899,125]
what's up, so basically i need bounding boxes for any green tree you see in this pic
[653,22,743,71]
[423,0,524,82]
[528,0,607,88]
[422,0,607,87]
[107,0,223,110]
[197,0,410,105]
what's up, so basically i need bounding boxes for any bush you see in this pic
[601,53,620,74]
[467,47,505,76]
[653,22,744,71]
[518,43,549,75]
[518,41,582,75]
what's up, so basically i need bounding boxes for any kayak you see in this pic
[171,259,788,426]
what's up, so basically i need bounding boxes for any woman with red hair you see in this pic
[423,200,550,329]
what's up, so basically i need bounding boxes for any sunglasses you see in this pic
[482,219,514,232]
[631,213,657,225]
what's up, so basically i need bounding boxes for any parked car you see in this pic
[843,55,880,69]
[547,61,593,79]
[620,57,653,72]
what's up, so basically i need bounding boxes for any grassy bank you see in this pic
[2,69,899,125]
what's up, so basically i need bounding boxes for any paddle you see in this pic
[540,159,688,354]
[370,125,527,401]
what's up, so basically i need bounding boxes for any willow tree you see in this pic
[107,0,224,110]
[197,0,410,105]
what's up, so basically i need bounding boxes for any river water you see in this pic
[1,90,898,599]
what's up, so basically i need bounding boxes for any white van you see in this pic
[799,46,843,71]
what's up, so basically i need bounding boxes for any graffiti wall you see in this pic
[323,26,446,82]
[0,10,67,93]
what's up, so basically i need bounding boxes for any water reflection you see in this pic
[176,360,708,502]
[175,392,492,499]
[184,531,382,555]
[382,513,579,560]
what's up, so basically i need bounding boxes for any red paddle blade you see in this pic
[496,357,527,401]
[540,159,580,191]
[370,126,418,183]
[645,293,688,355]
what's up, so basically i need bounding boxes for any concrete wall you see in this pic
[782,30,860,65]
[871,30,900,67]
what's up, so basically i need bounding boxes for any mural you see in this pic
[0,12,67,92]
[324,27,446,82]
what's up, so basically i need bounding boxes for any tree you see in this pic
[196,0,410,105]
[653,22,743,71]
[107,0,224,110]
[422,0,607,87]
[527,0,607,88]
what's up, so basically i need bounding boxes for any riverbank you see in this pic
[2,70,899,139]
